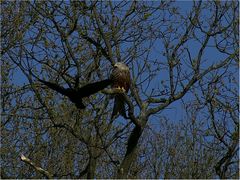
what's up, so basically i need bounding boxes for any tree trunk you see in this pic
[87,156,97,179]
[117,124,143,178]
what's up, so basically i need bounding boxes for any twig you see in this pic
[20,154,53,179]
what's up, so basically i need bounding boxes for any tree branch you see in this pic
[20,154,53,179]
[146,50,237,117]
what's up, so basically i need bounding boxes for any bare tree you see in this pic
[1,1,238,179]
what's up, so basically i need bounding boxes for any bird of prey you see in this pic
[110,62,131,119]
[39,78,112,109]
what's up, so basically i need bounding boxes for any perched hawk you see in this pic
[39,79,112,109]
[110,62,131,119]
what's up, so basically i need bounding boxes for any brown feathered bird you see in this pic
[110,62,131,119]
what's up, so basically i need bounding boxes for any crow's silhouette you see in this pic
[39,79,112,109]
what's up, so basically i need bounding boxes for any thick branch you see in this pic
[215,137,239,179]
[93,6,115,64]
[81,33,114,65]
[116,124,143,178]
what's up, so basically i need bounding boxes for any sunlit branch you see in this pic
[20,154,53,179]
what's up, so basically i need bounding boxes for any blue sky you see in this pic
[9,1,238,129]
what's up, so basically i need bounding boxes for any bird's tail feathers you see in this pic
[111,94,126,120]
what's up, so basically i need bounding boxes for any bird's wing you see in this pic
[39,79,86,109]
[78,79,112,97]
[39,79,71,96]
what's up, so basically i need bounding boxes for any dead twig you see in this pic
[20,154,53,179]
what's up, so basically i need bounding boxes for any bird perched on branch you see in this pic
[39,78,112,109]
[110,62,131,119]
